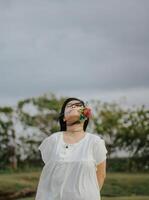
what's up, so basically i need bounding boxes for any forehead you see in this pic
[66,100,82,106]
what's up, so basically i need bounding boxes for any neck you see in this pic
[66,122,84,134]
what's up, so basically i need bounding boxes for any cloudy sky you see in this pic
[0,0,149,108]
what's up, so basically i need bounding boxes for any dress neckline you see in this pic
[60,131,88,146]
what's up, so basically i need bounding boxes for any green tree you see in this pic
[0,107,17,169]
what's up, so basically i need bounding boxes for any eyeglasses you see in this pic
[66,102,84,108]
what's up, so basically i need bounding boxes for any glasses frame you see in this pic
[66,102,84,109]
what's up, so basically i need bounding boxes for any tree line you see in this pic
[0,93,148,172]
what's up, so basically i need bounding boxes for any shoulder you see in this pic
[40,131,60,143]
[87,132,105,142]
[45,131,61,142]
[38,131,60,150]
[87,132,106,148]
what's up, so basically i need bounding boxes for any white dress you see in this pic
[35,131,108,200]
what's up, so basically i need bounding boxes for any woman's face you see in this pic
[64,100,84,123]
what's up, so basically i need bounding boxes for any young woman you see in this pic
[35,97,108,200]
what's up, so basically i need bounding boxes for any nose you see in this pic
[70,104,78,110]
[70,106,75,110]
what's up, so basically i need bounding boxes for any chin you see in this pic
[65,114,80,122]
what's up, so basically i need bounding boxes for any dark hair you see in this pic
[58,97,89,131]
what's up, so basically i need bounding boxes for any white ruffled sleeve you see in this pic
[93,136,108,165]
[38,134,56,164]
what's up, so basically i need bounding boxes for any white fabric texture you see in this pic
[35,131,108,200]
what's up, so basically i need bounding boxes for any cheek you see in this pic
[64,108,70,115]
[64,109,80,117]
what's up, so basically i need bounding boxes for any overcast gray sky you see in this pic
[0,0,149,107]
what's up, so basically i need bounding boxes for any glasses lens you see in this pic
[67,102,83,108]
[75,103,83,107]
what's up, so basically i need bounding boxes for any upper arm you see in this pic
[92,136,108,166]
[96,160,107,177]
[38,134,56,164]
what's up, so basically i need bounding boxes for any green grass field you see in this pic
[102,196,149,200]
[0,170,148,200]
[18,196,149,200]
[102,172,149,197]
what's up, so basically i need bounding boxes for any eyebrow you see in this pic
[67,102,82,106]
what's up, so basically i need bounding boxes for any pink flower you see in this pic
[83,107,92,118]
[79,106,92,121]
